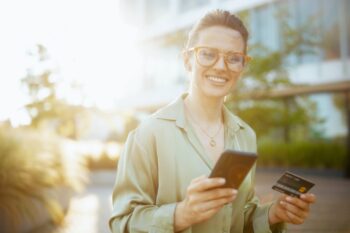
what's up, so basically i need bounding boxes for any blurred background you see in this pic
[1,0,350,232]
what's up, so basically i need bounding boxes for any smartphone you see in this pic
[209,149,257,189]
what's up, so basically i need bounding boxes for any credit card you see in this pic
[272,171,315,197]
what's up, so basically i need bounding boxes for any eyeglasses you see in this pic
[187,46,251,72]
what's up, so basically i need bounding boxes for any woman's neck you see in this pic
[185,90,224,124]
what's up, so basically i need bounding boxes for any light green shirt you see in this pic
[109,94,285,233]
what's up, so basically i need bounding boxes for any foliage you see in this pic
[332,92,349,127]
[86,152,119,170]
[21,44,87,139]
[257,140,346,169]
[226,6,324,142]
[0,126,84,232]
[228,96,324,141]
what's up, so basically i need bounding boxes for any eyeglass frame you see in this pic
[186,46,251,71]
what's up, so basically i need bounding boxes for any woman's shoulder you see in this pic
[135,115,165,135]
[233,114,255,136]
[224,108,256,138]
[133,103,178,138]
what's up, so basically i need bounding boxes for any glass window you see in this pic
[346,0,350,57]
[297,0,322,63]
[277,0,323,66]
[179,0,209,12]
[249,5,279,51]
[275,0,299,66]
[145,0,171,24]
[321,0,341,61]
[118,0,143,26]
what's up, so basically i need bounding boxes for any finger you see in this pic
[300,193,316,204]
[285,196,309,211]
[197,205,223,221]
[280,200,308,219]
[192,175,207,183]
[277,194,288,202]
[193,196,234,213]
[190,178,226,192]
[285,209,305,225]
[195,188,237,202]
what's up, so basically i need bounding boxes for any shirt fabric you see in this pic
[109,93,285,233]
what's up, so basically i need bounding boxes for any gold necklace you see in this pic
[185,104,223,147]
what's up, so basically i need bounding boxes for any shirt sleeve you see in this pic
[243,165,286,233]
[109,129,177,233]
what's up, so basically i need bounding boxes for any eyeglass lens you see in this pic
[196,47,244,71]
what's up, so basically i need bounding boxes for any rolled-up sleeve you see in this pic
[243,166,286,233]
[109,129,177,233]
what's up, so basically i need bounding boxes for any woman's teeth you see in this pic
[207,76,227,83]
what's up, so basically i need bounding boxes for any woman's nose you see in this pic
[213,55,227,70]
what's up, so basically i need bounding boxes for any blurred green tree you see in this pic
[225,7,324,143]
[21,44,86,139]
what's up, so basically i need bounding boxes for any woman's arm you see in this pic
[242,164,286,233]
[109,130,176,233]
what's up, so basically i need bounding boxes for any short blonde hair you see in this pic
[185,9,249,54]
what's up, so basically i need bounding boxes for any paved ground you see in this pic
[254,168,350,233]
[36,168,350,233]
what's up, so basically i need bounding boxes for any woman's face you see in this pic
[186,26,245,99]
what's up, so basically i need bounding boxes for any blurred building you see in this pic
[116,0,350,139]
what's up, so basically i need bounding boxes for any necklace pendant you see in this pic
[209,139,216,147]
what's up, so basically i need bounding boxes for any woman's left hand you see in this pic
[268,193,316,225]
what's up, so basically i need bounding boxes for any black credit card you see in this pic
[272,171,315,197]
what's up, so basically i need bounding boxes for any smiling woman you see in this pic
[109,9,317,233]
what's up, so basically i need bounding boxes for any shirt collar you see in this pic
[154,93,245,132]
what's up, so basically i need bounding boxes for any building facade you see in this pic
[117,0,350,139]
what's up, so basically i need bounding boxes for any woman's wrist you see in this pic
[268,202,282,225]
[174,201,191,232]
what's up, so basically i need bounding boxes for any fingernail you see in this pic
[300,194,306,199]
[219,178,226,184]
[231,189,237,194]
[280,200,286,205]
[286,196,292,202]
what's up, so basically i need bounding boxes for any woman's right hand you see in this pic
[174,175,238,232]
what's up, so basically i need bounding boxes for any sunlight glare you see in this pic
[63,194,99,233]
[0,0,143,124]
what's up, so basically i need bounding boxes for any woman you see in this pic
[109,9,316,233]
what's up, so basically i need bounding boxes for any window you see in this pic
[145,0,171,25]
[296,0,322,63]
[249,4,279,51]
[346,0,350,57]
[179,0,209,12]
[320,0,341,61]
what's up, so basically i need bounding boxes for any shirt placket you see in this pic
[222,204,233,233]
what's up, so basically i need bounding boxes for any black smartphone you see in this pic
[209,149,257,189]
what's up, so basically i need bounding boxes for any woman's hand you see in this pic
[268,193,316,226]
[174,175,238,232]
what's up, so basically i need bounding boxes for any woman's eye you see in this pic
[227,54,243,64]
[199,50,216,60]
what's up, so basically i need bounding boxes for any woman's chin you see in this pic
[202,87,230,99]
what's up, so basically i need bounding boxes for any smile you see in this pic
[206,75,228,84]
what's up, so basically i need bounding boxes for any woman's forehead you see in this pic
[195,26,244,51]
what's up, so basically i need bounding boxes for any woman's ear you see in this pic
[182,50,192,72]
